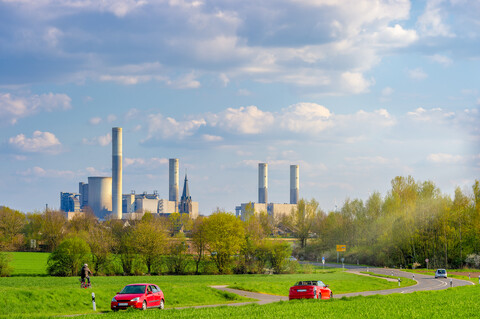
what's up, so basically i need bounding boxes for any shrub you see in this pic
[465,254,480,268]
[47,237,91,276]
[0,253,12,277]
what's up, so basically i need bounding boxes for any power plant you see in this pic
[60,127,198,220]
[236,163,300,220]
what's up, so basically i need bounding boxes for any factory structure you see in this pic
[60,127,198,220]
[235,163,299,220]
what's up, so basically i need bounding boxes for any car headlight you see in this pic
[111,297,117,302]
[131,297,140,302]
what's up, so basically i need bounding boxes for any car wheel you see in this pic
[330,292,333,299]
[142,301,147,310]
[159,299,164,310]
[112,309,118,312]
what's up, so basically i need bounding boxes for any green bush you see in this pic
[47,237,91,276]
[0,252,12,277]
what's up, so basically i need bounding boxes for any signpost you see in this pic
[425,258,429,270]
[336,245,346,264]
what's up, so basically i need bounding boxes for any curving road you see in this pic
[173,264,475,310]
[305,262,474,298]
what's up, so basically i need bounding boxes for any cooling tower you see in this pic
[169,158,179,203]
[112,127,122,219]
[258,163,268,204]
[88,176,112,219]
[290,165,299,204]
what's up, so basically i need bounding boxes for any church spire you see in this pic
[181,173,190,199]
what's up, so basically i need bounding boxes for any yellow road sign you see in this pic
[336,245,346,252]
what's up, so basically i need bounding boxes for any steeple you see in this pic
[179,173,192,214]
[181,174,190,200]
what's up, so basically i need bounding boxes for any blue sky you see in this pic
[0,0,478,214]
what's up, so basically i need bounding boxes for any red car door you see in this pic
[146,285,157,307]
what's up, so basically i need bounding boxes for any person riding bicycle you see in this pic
[80,263,92,286]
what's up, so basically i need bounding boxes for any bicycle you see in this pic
[80,278,91,288]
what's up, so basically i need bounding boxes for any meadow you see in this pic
[0,253,416,318]
[73,285,480,319]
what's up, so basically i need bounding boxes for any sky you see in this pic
[0,0,479,215]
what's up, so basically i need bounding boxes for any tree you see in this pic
[203,211,245,273]
[191,216,207,274]
[288,199,319,249]
[166,232,190,274]
[47,237,91,276]
[0,206,26,251]
[131,214,167,274]
[41,210,67,252]
[86,223,117,274]
[268,240,292,274]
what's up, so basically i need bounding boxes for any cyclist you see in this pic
[80,263,92,287]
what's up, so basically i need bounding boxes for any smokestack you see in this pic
[169,158,179,203]
[258,163,268,203]
[112,127,122,219]
[290,165,299,204]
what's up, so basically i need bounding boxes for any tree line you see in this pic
[0,206,295,276]
[0,176,479,276]
[291,177,480,269]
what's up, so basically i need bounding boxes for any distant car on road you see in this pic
[289,280,333,300]
[111,283,165,311]
[435,269,448,279]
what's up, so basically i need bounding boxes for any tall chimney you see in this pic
[258,163,268,204]
[112,127,122,219]
[290,165,299,204]
[169,158,179,203]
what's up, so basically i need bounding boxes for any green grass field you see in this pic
[71,285,479,319]
[9,252,50,276]
[0,270,415,318]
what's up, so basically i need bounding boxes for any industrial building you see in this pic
[60,127,198,220]
[235,163,299,220]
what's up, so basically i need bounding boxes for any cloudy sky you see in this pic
[0,0,479,214]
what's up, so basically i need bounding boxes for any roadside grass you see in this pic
[227,268,415,296]
[73,285,480,319]
[9,252,49,276]
[0,270,415,318]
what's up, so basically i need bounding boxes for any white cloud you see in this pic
[340,72,374,94]
[417,0,456,38]
[124,157,168,168]
[0,92,72,125]
[89,117,102,125]
[8,131,61,153]
[19,166,76,179]
[427,153,463,164]
[106,114,117,123]
[382,87,394,96]
[279,103,332,134]
[146,114,206,139]
[202,134,223,142]
[82,133,112,146]
[207,106,274,134]
[430,54,452,66]
[408,68,428,80]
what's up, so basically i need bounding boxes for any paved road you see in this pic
[173,264,475,309]
[305,262,474,298]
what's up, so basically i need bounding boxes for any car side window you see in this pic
[147,285,153,293]
[155,285,161,293]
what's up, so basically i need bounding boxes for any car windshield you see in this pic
[119,285,146,294]
[437,270,446,274]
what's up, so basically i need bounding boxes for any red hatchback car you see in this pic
[111,283,165,311]
[289,280,333,300]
